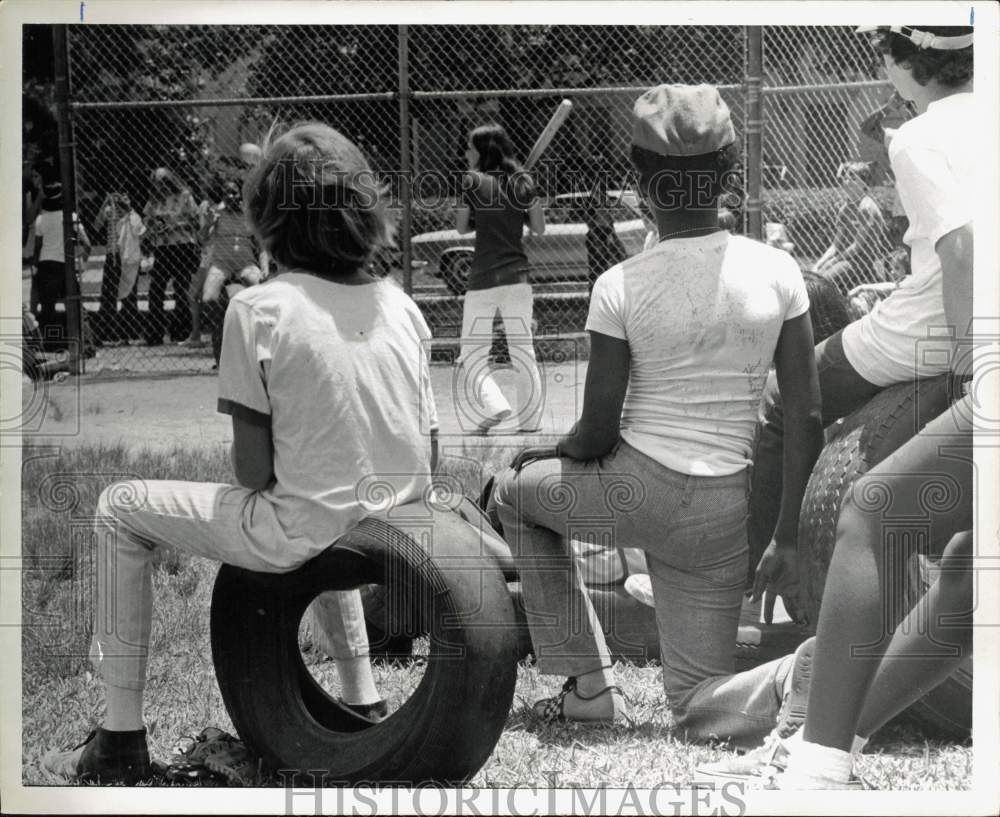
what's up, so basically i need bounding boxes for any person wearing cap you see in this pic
[493,84,822,740]
[699,24,975,790]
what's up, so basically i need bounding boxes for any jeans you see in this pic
[91,480,369,690]
[748,329,883,579]
[494,440,795,744]
[458,283,543,430]
[146,243,198,343]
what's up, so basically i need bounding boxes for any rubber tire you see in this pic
[442,254,471,296]
[210,511,520,784]
[797,373,971,738]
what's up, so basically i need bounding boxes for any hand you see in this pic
[510,445,559,474]
[882,127,898,150]
[750,540,807,627]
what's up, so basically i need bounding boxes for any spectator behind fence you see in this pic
[31,181,90,351]
[583,188,627,294]
[142,167,199,346]
[94,190,145,344]
[813,161,892,294]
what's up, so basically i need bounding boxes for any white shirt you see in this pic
[587,232,808,476]
[34,210,85,264]
[842,92,974,386]
[217,273,438,558]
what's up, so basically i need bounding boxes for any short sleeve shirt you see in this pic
[34,210,86,264]
[218,273,438,554]
[842,93,974,385]
[587,232,808,476]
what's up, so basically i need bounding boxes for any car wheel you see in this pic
[441,254,471,296]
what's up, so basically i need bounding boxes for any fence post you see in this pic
[745,26,763,242]
[398,25,413,295]
[53,24,83,374]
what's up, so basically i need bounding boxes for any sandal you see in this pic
[532,676,626,724]
[165,727,259,786]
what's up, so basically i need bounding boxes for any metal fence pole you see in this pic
[53,25,83,374]
[398,25,413,295]
[745,26,763,242]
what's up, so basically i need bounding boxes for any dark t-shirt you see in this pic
[464,171,531,291]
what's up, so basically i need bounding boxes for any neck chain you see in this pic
[657,225,722,243]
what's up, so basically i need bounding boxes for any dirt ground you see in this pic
[20,361,585,452]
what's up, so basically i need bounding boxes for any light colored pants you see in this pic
[91,480,369,690]
[458,282,544,430]
[494,440,794,745]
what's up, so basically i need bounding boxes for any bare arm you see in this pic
[527,199,545,236]
[556,331,629,461]
[770,312,823,546]
[937,223,974,377]
[230,414,275,491]
[455,204,473,235]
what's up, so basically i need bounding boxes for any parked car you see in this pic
[410,190,649,295]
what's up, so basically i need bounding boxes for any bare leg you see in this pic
[802,402,973,751]
[855,530,973,738]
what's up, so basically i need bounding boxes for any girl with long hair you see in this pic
[455,123,546,434]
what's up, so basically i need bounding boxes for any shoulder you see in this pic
[729,234,801,277]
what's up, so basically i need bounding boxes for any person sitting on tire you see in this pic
[42,122,440,784]
[748,23,975,633]
[493,84,823,742]
[698,22,977,790]
[697,394,974,790]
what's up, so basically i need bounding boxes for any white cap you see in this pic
[855,26,973,50]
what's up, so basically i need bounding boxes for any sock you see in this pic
[783,730,866,756]
[103,684,144,731]
[335,655,381,705]
[782,739,853,785]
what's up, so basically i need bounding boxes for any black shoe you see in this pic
[339,699,389,723]
[42,728,153,784]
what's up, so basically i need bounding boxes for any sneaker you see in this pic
[695,733,789,789]
[775,636,815,738]
[41,728,153,784]
[624,573,655,607]
[694,637,815,788]
[766,770,868,790]
[339,698,389,723]
[696,733,869,791]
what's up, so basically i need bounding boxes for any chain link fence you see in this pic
[22,24,907,377]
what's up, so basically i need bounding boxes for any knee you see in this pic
[492,468,521,525]
[835,477,885,557]
[96,481,146,530]
[938,530,974,600]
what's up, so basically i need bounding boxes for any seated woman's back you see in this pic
[219,272,436,548]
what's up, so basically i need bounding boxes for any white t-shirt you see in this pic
[217,273,439,558]
[842,92,974,386]
[587,231,809,476]
[34,210,85,264]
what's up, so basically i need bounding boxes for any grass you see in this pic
[20,442,972,790]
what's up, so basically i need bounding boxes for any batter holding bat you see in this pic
[454,120,550,434]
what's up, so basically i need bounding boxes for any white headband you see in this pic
[855,25,974,50]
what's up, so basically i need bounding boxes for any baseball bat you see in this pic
[524,99,573,171]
